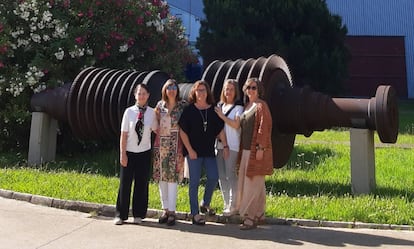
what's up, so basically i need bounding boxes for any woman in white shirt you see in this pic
[214,79,243,216]
[114,83,158,225]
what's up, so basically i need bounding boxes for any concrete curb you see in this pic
[1,188,413,231]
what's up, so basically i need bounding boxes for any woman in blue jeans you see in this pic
[179,80,229,225]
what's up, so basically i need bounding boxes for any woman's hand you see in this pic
[188,148,198,160]
[214,106,225,120]
[120,152,128,167]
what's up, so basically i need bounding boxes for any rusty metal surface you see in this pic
[30,54,399,168]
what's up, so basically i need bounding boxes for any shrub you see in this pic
[0,0,196,151]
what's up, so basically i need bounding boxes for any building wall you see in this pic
[326,0,414,98]
[168,0,203,44]
[169,0,414,98]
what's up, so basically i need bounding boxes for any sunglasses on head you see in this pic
[246,85,257,90]
[167,85,178,90]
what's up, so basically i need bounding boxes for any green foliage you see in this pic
[0,0,196,152]
[197,0,349,94]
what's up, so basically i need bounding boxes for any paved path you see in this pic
[1,197,414,249]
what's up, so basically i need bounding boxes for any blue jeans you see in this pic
[187,156,219,215]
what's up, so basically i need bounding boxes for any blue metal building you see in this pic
[168,0,413,98]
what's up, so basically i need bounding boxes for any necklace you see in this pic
[199,108,208,132]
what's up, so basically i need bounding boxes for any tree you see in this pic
[196,0,349,94]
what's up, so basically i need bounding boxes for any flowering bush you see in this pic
[0,0,196,151]
[0,0,195,96]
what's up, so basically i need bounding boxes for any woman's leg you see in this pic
[226,150,239,212]
[115,159,134,220]
[167,181,178,211]
[235,150,249,212]
[216,149,230,211]
[202,157,219,207]
[187,156,203,215]
[132,150,151,218]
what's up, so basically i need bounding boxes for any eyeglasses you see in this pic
[167,85,177,90]
[246,85,257,90]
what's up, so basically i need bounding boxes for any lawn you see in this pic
[0,100,413,225]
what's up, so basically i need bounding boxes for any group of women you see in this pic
[113,77,273,230]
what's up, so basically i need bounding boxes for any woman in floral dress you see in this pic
[153,79,187,226]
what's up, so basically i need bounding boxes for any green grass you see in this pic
[0,100,414,225]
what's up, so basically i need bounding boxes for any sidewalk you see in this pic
[1,195,414,249]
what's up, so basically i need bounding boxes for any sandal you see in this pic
[192,214,206,226]
[255,213,266,225]
[239,217,257,230]
[167,213,176,226]
[200,205,216,216]
[158,212,168,224]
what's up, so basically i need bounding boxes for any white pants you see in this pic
[159,181,178,211]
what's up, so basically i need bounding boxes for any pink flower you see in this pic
[145,11,151,16]
[110,32,123,41]
[148,44,157,52]
[127,38,135,47]
[95,1,102,6]
[152,0,161,6]
[0,45,7,54]
[98,52,110,60]
[136,17,144,25]
[75,36,85,45]
[87,9,94,18]
[77,12,84,17]
[160,10,168,19]
[0,61,4,68]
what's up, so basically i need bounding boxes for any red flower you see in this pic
[0,61,4,68]
[77,12,84,17]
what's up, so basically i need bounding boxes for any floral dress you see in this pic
[153,100,186,183]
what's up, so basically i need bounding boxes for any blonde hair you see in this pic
[219,79,240,104]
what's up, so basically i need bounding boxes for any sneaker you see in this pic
[133,217,142,224]
[223,209,238,217]
[114,217,123,225]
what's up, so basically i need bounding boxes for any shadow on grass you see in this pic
[284,145,336,171]
[0,149,120,177]
[265,179,414,201]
